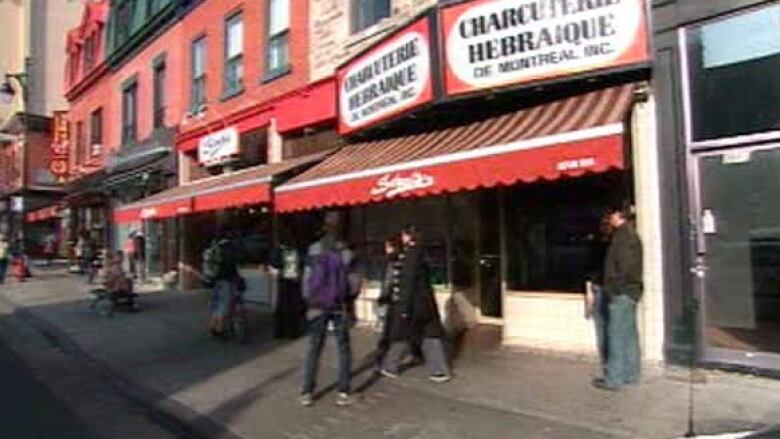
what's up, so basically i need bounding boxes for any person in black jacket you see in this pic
[380,226,451,383]
[593,205,643,391]
[270,229,306,339]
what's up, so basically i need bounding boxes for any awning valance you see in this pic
[113,152,328,224]
[275,84,635,213]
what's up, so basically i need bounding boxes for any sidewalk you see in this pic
[1,268,778,439]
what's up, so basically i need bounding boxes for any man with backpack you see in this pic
[203,229,240,338]
[300,211,360,407]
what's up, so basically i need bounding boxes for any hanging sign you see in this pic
[48,111,71,181]
[198,126,239,166]
[338,17,434,135]
[440,0,649,96]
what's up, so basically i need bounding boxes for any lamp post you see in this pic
[0,59,31,250]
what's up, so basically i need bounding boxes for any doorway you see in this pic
[694,146,780,368]
[477,190,502,318]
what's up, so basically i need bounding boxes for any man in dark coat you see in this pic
[593,205,643,391]
[380,226,450,383]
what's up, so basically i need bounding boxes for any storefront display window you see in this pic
[685,4,780,143]
[350,197,450,291]
[505,173,626,293]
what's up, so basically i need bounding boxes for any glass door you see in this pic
[696,146,780,368]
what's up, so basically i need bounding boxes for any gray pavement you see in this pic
[0,269,778,439]
[0,337,94,438]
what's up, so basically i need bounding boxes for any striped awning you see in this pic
[275,84,635,213]
[113,152,328,224]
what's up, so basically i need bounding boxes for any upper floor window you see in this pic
[224,12,244,96]
[75,121,84,165]
[266,0,289,79]
[153,57,166,128]
[351,0,390,34]
[89,108,103,157]
[115,1,132,45]
[84,35,96,71]
[191,36,207,111]
[69,53,79,84]
[121,80,138,144]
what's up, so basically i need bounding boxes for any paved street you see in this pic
[0,268,778,439]
[0,336,94,438]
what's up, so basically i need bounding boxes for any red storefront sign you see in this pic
[337,16,435,135]
[440,0,649,96]
[49,111,70,181]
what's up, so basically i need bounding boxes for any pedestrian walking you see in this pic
[0,234,9,284]
[270,232,306,339]
[300,211,359,407]
[42,230,57,266]
[203,229,241,337]
[380,225,451,383]
[584,213,612,370]
[593,204,643,392]
[375,236,402,364]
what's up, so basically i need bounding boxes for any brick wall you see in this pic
[309,0,436,82]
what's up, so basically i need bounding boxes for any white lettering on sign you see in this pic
[140,207,158,219]
[370,172,435,198]
[339,24,431,132]
[556,157,596,171]
[198,126,239,166]
[443,0,646,94]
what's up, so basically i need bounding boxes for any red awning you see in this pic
[25,205,61,223]
[113,153,328,224]
[275,84,635,213]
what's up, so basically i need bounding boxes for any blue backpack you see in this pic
[305,249,348,310]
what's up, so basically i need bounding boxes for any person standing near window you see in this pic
[593,204,643,392]
[0,234,9,284]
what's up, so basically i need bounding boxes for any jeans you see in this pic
[591,285,609,367]
[211,280,235,318]
[604,294,640,387]
[302,312,352,394]
[382,338,450,376]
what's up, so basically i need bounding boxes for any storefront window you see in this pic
[350,197,450,291]
[505,173,626,293]
[686,5,780,142]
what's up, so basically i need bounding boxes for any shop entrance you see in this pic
[694,146,780,369]
[477,191,502,318]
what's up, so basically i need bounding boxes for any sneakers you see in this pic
[591,378,620,392]
[335,392,353,407]
[299,393,313,407]
[379,369,399,379]
[429,373,451,383]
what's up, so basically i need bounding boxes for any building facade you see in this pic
[0,0,81,257]
[276,0,668,361]
[653,0,780,371]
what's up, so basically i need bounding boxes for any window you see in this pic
[121,81,137,144]
[685,4,780,143]
[89,108,103,156]
[84,35,95,71]
[115,1,132,45]
[224,13,244,95]
[191,36,206,111]
[504,174,627,293]
[69,53,79,83]
[153,58,166,128]
[266,0,289,78]
[351,0,390,34]
[75,121,84,165]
